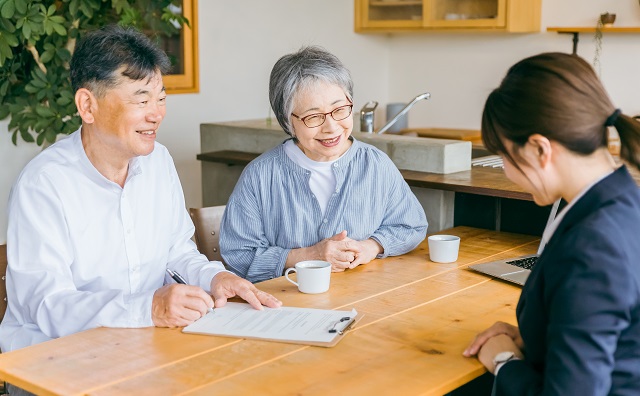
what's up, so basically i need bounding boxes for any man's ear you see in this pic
[527,134,552,168]
[75,88,96,124]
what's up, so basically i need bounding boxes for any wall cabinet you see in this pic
[355,0,541,33]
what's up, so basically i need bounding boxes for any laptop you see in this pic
[469,200,561,286]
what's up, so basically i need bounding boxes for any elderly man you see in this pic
[0,25,281,364]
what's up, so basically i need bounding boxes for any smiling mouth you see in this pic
[136,130,156,136]
[317,135,340,146]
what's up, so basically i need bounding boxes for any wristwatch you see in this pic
[493,351,520,375]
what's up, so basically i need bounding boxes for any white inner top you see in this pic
[284,139,345,216]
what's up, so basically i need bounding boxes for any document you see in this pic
[183,302,359,347]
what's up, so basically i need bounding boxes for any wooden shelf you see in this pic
[547,26,640,54]
[196,150,534,201]
[197,150,640,203]
[547,26,640,33]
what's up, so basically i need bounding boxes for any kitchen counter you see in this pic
[197,150,532,200]
[199,120,474,232]
[198,120,640,235]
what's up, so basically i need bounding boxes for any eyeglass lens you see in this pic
[303,105,353,128]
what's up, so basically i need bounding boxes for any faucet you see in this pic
[377,92,431,134]
[359,101,378,133]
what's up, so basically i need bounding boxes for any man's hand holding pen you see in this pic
[152,269,282,328]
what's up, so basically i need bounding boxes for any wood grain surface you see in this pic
[0,227,539,395]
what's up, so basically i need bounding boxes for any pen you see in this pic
[166,268,188,284]
[166,269,214,314]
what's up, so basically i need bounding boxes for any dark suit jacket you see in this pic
[494,166,640,395]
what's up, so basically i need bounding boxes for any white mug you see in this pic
[428,235,461,263]
[285,260,331,294]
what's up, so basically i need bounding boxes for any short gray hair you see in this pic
[269,46,353,136]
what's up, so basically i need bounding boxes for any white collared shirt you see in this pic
[0,129,225,352]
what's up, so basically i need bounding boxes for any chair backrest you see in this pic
[1,244,7,322]
[189,206,226,263]
[0,244,4,387]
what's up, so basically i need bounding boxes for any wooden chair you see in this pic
[0,245,6,323]
[1,244,7,395]
[189,206,226,263]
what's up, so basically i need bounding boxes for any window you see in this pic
[162,0,199,94]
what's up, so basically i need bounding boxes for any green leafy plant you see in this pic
[0,0,189,146]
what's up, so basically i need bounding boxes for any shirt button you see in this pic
[333,163,338,168]
[335,189,340,193]
[323,219,328,223]
[127,229,132,234]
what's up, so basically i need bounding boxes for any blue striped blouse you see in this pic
[220,138,428,283]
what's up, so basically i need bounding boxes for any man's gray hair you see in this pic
[269,46,353,136]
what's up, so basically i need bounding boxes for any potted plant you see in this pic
[0,0,190,146]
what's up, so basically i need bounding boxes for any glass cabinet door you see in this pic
[426,0,506,28]
[363,0,423,28]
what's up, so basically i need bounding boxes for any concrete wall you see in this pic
[2,0,639,242]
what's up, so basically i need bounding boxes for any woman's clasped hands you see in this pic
[312,230,383,272]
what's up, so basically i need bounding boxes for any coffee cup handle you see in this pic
[284,268,298,287]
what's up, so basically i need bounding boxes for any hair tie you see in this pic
[605,108,621,127]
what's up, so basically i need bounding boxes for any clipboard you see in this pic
[182,302,363,348]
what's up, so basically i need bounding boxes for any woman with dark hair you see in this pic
[463,52,640,394]
[220,46,428,283]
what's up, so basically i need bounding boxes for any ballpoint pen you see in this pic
[166,268,214,314]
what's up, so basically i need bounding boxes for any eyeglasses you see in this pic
[291,103,353,128]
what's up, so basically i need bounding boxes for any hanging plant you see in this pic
[593,18,603,77]
[593,12,615,77]
[0,0,189,146]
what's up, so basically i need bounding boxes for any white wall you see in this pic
[0,0,389,243]
[2,0,639,243]
[389,0,640,128]
[158,0,389,219]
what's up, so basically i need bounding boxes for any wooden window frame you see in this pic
[165,0,199,94]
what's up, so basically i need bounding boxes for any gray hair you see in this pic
[269,46,354,136]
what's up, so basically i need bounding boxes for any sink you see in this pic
[361,127,490,159]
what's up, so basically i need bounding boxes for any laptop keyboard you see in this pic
[506,256,538,270]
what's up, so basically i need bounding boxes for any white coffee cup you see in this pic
[285,260,331,294]
[428,235,461,263]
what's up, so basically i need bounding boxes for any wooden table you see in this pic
[0,227,539,395]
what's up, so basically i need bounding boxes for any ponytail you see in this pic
[614,114,640,170]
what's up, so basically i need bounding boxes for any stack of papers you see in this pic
[183,302,359,347]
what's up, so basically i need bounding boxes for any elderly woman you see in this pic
[220,46,428,283]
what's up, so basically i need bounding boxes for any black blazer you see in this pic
[494,166,640,395]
